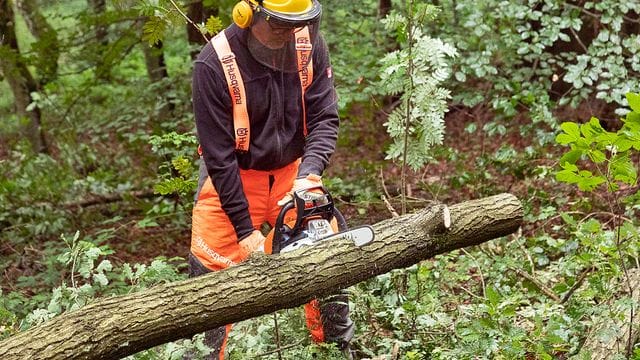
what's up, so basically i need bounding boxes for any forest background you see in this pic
[1,0,640,359]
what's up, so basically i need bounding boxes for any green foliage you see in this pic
[322,0,388,110]
[0,150,74,238]
[224,309,347,359]
[142,16,168,46]
[57,231,113,290]
[427,0,640,124]
[555,92,639,192]
[2,0,640,358]
[137,0,224,45]
[127,334,213,360]
[149,131,198,197]
[379,5,456,171]
[551,92,640,358]
[204,15,224,36]
[1,230,186,337]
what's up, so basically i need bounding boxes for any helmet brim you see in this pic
[258,1,322,28]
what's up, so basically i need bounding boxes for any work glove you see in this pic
[239,230,265,253]
[277,173,323,206]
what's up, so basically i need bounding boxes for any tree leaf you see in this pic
[611,155,638,185]
[485,286,501,306]
[561,122,581,138]
[556,133,576,145]
[92,273,109,286]
[626,92,640,112]
[576,172,606,191]
[556,169,581,184]
[205,16,224,36]
[580,118,605,140]
[142,16,166,45]
[559,149,582,165]
[587,149,606,163]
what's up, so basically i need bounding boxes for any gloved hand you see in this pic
[277,173,323,206]
[239,230,265,253]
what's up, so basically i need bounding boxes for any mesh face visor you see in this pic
[247,2,322,73]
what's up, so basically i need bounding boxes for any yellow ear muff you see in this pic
[233,1,253,29]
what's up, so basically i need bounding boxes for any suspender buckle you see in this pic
[295,43,313,51]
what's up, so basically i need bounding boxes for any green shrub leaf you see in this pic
[626,92,640,112]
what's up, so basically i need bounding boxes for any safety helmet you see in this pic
[233,0,322,29]
[233,0,323,72]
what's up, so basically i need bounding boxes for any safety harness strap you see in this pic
[212,28,314,152]
[211,32,250,152]
[295,27,314,136]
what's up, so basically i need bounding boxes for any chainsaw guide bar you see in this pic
[280,225,375,253]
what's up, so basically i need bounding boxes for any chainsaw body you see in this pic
[266,186,374,254]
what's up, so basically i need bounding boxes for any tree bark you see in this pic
[142,41,169,83]
[87,0,108,44]
[86,0,110,80]
[15,0,59,83]
[0,0,48,154]
[0,193,523,359]
[186,0,217,59]
[141,40,175,122]
[378,0,391,18]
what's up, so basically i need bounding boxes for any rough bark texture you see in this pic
[579,268,640,359]
[0,193,523,359]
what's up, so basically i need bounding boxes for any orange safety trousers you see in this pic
[190,159,326,359]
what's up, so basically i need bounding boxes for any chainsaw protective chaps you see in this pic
[188,159,354,359]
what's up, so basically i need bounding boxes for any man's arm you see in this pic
[192,54,255,241]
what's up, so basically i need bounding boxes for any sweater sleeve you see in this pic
[297,34,340,178]
[192,55,255,241]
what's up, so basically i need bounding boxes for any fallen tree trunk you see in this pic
[0,193,523,359]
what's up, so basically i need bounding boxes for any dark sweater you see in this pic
[192,24,339,240]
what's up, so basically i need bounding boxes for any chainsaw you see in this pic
[264,186,375,254]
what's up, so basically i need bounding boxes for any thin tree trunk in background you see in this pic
[87,0,111,80]
[88,0,107,44]
[379,0,391,18]
[142,41,169,83]
[187,0,217,59]
[142,40,175,120]
[0,0,48,154]
[15,0,59,84]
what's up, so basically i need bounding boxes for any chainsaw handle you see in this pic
[272,186,337,254]
[292,186,334,229]
[272,200,296,254]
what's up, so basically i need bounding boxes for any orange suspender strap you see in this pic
[295,27,314,136]
[211,32,250,152]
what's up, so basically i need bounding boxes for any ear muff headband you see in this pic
[233,1,254,29]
